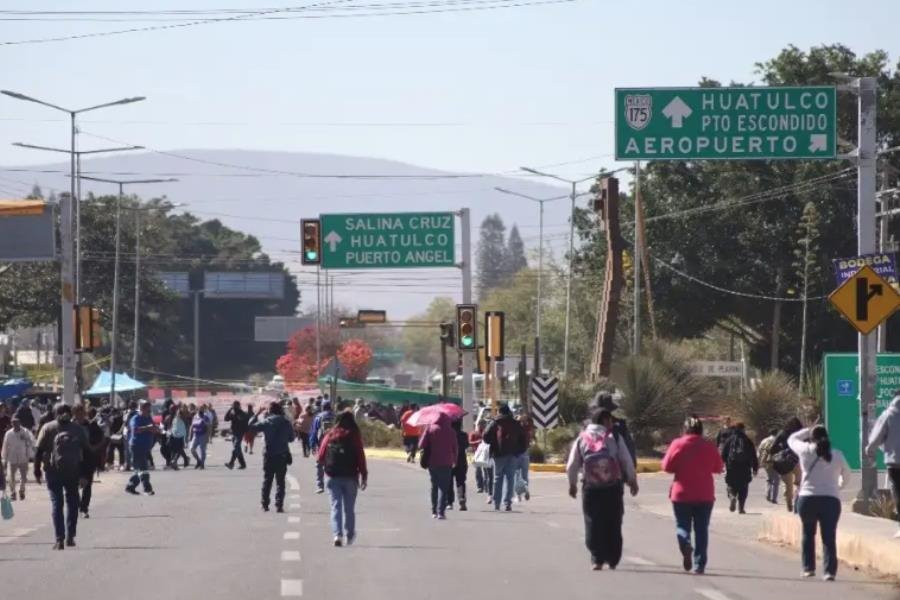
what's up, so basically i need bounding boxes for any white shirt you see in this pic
[788,427,850,498]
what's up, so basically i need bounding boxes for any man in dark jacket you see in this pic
[34,403,90,550]
[15,399,36,432]
[483,404,527,512]
[224,401,250,470]
[720,422,758,514]
[248,401,295,512]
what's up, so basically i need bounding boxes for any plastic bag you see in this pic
[473,441,492,468]
[1,494,13,520]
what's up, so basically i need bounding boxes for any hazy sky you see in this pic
[1,0,899,185]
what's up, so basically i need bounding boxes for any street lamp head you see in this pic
[2,90,32,101]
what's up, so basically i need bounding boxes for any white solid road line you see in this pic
[287,474,300,491]
[0,527,37,544]
[696,588,733,600]
[281,579,304,597]
[288,516,300,523]
[283,531,300,540]
[281,550,301,562]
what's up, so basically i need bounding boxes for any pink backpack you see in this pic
[580,430,623,489]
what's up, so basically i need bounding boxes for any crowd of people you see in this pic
[1,387,898,584]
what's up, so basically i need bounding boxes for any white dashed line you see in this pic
[290,503,301,509]
[281,579,304,597]
[288,516,300,524]
[289,494,301,500]
[624,556,657,566]
[546,521,560,528]
[0,527,36,544]
[283,531,300,540]
[287,474,300,491]
[696,588,733,600]
[281,550,301,562]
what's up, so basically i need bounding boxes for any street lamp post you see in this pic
[2,90,145,405]
[79,176,177,404]
[520,167,627,376]
[494,187,568,340]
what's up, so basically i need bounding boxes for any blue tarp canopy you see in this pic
[85,371,146,396]
[0,378,32,401]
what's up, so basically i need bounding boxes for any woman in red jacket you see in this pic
[317,410,368,547]
[661,416,724,575]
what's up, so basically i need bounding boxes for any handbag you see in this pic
[1,493,13,520]
[473,441,492,468]
[419,445,430,470]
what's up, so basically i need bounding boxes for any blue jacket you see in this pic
[868,396,900,466]
[248,413,295,455]
[308,410,335,450]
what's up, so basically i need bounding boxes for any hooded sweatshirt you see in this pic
[1,426,35,464]
[566,424,637,489]
[419,413,458,468]
[867,395,900,466]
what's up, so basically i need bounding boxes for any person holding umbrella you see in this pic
[412,403,463,519]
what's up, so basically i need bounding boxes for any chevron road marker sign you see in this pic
[531,376,560,430]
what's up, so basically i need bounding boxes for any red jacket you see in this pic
[661,434,724,503]
[316,426,368,479]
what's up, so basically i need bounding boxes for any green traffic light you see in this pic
[460,335,473,347]
[305,250,318,261]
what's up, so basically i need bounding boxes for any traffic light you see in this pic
[455,304,477,351]
[75,304,102,352]
[439,322,455,348]
[485,311,505,361]
[301,219,321,265]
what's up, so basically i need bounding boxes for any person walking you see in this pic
[419,412,457,519]
[2,416,35,500]
[248,401,295,512]
[515,412,534,502]
[400,404,421,463]
[224,401,250,470]
[243,403,257,455]
[75,405,105,517]
[566,409,639,571]
[14,399,36,434]
[789,424,850,581]
[720,422,758,514]
[757,429,780,504]
[34,403,90,549]
[296,405,315,458]
[469,420,493,497]
[771,417,804,512]
[446,418,469,511]
[163,405,184,469]
[866,393,900,538]
[190,406,211,469]
[715,416,734,450]
[661,416,724,575]
[483,404,527,512]
[317,410,368,546]
[125,401,159,496]
[309,401,336,494]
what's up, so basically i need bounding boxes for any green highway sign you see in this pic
[320,212,455,269]
[823,353,898,470]
[615,86,837,160]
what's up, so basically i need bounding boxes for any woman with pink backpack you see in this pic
[566,409,639,571]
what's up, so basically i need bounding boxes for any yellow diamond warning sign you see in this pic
[828,265,900,335]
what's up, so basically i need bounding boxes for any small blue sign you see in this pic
[832,253,897,287]
[837,379,855,396]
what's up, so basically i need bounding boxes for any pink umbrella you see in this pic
[407,403,467,427]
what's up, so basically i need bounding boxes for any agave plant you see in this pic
[739,371,803,440]
[614,354,689,451]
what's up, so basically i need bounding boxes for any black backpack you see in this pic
[52,424,83,480]
[726,434,753,467]
[324,434,357,477]
[772,447,799,475]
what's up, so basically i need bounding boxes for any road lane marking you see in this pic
[281,579,304,597]
[0,527,37,543]
[283,531,300,540]
[697,588,732,600]
[624,556,657,566]
[281,551,301,562]
[287,474,300,491]
[290,503,301,509]
[290,494,300,500]
[546,521,560,528]
[288,516,300,523]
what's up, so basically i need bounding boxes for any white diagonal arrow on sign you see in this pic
[324,231,342,252]
[809,134,828,153]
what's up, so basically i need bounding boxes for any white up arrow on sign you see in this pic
[662,96,692,128]
[809,134,828,153]
[324,231,342,252]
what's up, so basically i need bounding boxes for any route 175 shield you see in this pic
[624,94,652,131]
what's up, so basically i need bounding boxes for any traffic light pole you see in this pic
[440,337,449,398]
[460,208,475,429]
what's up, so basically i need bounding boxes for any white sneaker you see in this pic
[823,574,835,582]
[802,571,815,578]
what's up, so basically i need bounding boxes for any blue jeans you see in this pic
[190,436,208,466]
[428,466,453,516]
[46,474,79,541]
[316,461,325,491]
[672,501,713,572]
[797,495,841,576]
[327,476,359,538]
[765,467,780,503]
[492,456,516,509]
[127,446,153,492]
[515,452,530,496]
[228,434,246,468]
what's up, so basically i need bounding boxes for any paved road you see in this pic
[1,441,897,600]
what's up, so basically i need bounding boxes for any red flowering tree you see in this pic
[337,338,374,382]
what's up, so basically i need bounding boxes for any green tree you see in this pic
[476,213,507,300]
[504,225,528,277]
[401,297,456,368]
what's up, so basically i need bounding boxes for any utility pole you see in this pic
[460,208,475,429]
[633,161,642,355]
[193,290,202,395]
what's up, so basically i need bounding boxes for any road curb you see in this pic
[530,459,662,474]
[758,509,900,581]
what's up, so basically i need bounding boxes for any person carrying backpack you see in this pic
[483,404,526,512]
[566,409,638,571]
[309,401,336,494]
[721,422,758,514]
[317,410,368,546]
[771,417,804,512]
[248,401,296,513]
[33,403,90,550]
[757,429,780,504]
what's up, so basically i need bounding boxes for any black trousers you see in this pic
[228,434,246,468]
[582,484,625,568]
[447,463,468,506]
[262,453,288,509]
[889,466,900,523]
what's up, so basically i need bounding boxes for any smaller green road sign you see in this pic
[320,212,455,269]
[824,353,898,470]
[615,86,837,160]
